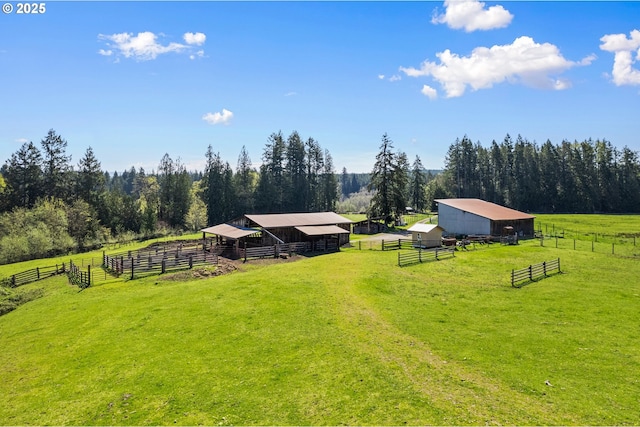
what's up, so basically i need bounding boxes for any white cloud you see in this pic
[190,50,205,60]
[202,109,234,125]
[400,36,594,98]
[389,75,402,82]
[432,0,513,32]
[183,32,206,46]
[98,31,206,61]
[600,29,640,86]
[421,84,438,99]
[15,138,29,144]
[378,74,385,80]
[284,91,298,97]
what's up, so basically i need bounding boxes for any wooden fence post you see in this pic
[382,239,384,251]
[418,248,422,263]
[543,261,547,276]
[161,259,166,274]
[511,269,514,287]
[612,243,615,255]
[87,265,91,288]
[189,255,193,269]
[397,252,400,266]
[528,265,533,281]
[131,261,134,280]
[36,267,40,280]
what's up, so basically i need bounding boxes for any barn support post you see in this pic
[244,241,247,263]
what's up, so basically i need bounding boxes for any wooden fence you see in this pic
[1,264,66,288]
[397,247,455,267]
[67,260,91,289]
[103,249,218,280]
[511,258,561,287]
[240,240,338,261]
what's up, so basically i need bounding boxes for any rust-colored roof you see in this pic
[295,225,351,236]
[245,212,352,228]
[201,223,261,240]
[435,199,535,221]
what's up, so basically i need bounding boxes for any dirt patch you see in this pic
[158,258,238,281]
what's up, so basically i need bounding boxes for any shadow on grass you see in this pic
[512,271,563,288]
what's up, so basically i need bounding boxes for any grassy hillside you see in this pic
[1,232,639,424]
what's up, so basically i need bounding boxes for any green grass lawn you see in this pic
[535,213,640,240]
[1,228,639,425]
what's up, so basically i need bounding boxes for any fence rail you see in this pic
[1,264,66,288]
[103,249,218,280]
[67,260,91,289]
[397,247,455,267]
[511,258,561,287]
[240,240,338,261]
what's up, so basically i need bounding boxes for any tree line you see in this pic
[0,129,339,264]
[428,134,640,213]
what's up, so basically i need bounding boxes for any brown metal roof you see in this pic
[245,212,352,228]
[295,225,351,236]
[201,223,261,240]
[435,199,535,221]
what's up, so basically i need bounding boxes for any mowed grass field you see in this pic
[1,218,640,425]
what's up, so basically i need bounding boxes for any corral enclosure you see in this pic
[0,215,639,425]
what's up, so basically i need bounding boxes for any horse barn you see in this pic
[435,198,535,238]
[201,212,352,259]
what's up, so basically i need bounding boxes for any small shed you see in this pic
[407,223,444,248]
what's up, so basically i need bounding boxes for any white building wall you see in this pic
[437,204,491,235]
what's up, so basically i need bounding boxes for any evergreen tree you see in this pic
[40,129,72,202]
[306,137,324,211]
[2,141,43,209]
[285,131,307,211]
[76,146,105,210]
[369,133,396,223]
[410,155,427,212]
[235,145,255,215]
[320,150,338,211]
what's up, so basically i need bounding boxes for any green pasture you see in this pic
[1,215,640,424]
[535,213,640,240]
[2,223,640,424]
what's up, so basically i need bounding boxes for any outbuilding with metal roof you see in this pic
[436,198,535,238]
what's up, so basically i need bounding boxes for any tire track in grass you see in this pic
[322,255,574,425]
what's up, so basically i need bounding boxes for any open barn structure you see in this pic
[436,198,535,239]
[201,212,352,259]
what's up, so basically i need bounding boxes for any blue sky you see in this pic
[1,1,639,174]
